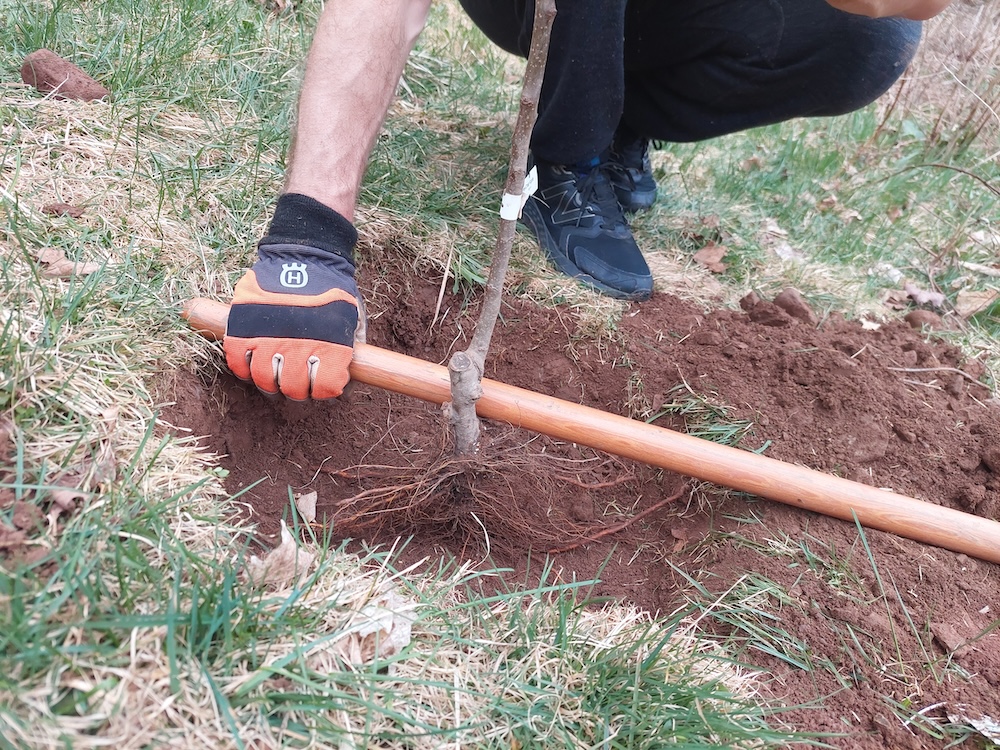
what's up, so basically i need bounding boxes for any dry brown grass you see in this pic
[890,0,1000,156]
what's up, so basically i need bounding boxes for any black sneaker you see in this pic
[521,158,653,301]
[609,129,658,213]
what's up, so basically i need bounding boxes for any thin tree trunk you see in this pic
[447,0,557,456]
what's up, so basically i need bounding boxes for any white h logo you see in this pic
[279,262,309,288]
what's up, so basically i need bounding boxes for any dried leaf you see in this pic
[758,219,804,262]
[36,443,115,521]
[772,241,804,262]
[860,319,882,331]
[870,261,904,285]
[246,520,316,587]
[336,590,416,664]
[692,243,727,273]
[903,282,946,308]
[295,491,317,523]
[32,247,102,278]
[0,520,27,550]
[760,217,788,238]
[883,288,910,310]
[946,709,1000,745]
[954,289,998,318]
[49,486,86,512]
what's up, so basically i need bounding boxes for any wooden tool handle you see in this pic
[182,297,1000,565]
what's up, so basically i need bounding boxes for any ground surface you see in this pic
[166,258,1000,749]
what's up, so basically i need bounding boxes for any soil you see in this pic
[162,259,1000,749]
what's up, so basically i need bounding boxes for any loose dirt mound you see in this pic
[165,266,1000,749]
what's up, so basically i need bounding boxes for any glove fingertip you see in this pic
[223,337,253,380]
[309,344,353,400]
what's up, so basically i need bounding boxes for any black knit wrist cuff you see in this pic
[260,193,358,263]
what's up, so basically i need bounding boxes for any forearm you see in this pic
[825,0,952,20]
[285,0,432,221]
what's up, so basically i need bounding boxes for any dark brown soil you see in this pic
[164,258,1000,749]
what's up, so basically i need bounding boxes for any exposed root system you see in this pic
[320,434,686,558]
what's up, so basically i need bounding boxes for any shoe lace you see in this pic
[605,157,637,191]
[575,162,628,227]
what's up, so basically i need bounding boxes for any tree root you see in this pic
[547,484,688,555]
[319,437,686,558]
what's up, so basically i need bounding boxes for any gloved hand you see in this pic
[223,195,360,400]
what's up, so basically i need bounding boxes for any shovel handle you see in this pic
[182,297,1000,565]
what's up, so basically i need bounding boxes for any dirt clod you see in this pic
[10,501,45,531]
[748,300,794,327]
[982,447,1000,474]
[904,309,944,330]
[20,49,110,101]
[42,202,85,218]
[773,287,819,325]
[932,621,973,656]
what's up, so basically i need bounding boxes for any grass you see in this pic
[2,507,789,747]
[1,0,999,746]
[643,381,762,449]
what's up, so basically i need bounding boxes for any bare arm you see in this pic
[825,0,953,20]
[285,0,433,221]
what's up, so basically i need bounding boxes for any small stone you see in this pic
[954,484,986,512]
[570,499,594,522]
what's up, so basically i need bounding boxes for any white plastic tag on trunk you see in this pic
[499,166,539,221]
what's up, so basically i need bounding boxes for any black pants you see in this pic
[458,0,922,165]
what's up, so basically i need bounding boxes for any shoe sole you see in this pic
[520,200,652,302]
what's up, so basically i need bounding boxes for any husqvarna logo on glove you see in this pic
[280,262,309,288]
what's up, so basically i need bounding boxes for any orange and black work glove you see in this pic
[223,194,360,400]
